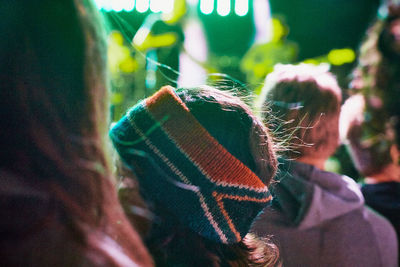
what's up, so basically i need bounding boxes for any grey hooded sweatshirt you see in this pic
[251,160,398,267]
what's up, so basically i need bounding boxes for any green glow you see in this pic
[200,0,214,15]
[136,0,150,13]
[123,0,135,11]
[235,0,248,16]
[327,48,356,65]
[217,0,230,16]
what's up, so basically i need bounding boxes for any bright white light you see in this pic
[187,0,198,5]
[94,0,103,9]
[103,1,113,11]
[150,0,162,12]
[136,0,150,13]
[161,0,175,14]
[217,0,230,16]
[200,0,214,15]
[235,0,248,16]
[123,0,135,11]
[112,0,124,12]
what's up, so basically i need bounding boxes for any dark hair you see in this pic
[341,95,393,176]
[147,209,280,267]
[256,64,342,160]
[378,5,400,148]
[345,4,400,175]
[0,0,151,265]
[137,86,279,266]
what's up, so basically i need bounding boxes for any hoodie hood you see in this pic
[271,160,364,229]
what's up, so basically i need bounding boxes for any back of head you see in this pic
[177,86,277,182]
[376,3,400,154]
[344,7,400,262]
[0,0,152,265]
[256,64,342,161]
[110,85,279,266]
[0,0,108,200]
[340,95,393,176]
[342,3,400,176]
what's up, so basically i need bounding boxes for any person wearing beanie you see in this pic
[110,85,281,266]
[341,3,400,263]
[252,63,398,267]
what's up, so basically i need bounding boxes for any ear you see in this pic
[339,95,365,143]
[390,144,400,165]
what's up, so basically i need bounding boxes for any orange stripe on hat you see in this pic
[212,191,273,243]
[145,86,267,191]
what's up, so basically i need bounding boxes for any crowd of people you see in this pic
[1,0,399,266]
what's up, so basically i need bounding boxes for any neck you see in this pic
[365,163,400,184]
[297,156,327,170]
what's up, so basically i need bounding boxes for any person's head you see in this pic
[0,0,151,265]
[342,3,400,177]
[340,95,394,177]
[376,3,400,158]
[256,64,342,165]
[110,85,279,266]
[0,0,108,193]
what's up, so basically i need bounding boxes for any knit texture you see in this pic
[110,86,271,244]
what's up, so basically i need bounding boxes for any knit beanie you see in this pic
[110,86,272,244]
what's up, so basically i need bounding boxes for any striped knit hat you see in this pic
[110,86,272,244]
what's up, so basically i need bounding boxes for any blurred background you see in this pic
[96,0,383,179]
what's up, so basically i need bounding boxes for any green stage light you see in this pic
[217,0,230,16]
[327,48,356,65]
[200,0,214,15]
[235,0,248,16]
[96,0,245,15]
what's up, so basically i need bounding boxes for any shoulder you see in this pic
[361,206,398,267]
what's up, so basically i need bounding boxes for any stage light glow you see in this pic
[328,48,356,65]
[94,0,103,9]
[123,0,135,11]
[217,0,230,16]
[161,0,175,13]
[136,0,150,13]
[94,0,176,13]
[200,0,214,15]
[111,0,124,12]
[93,0,112,11]
[235,0,248,16]
[150,0,162,12]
